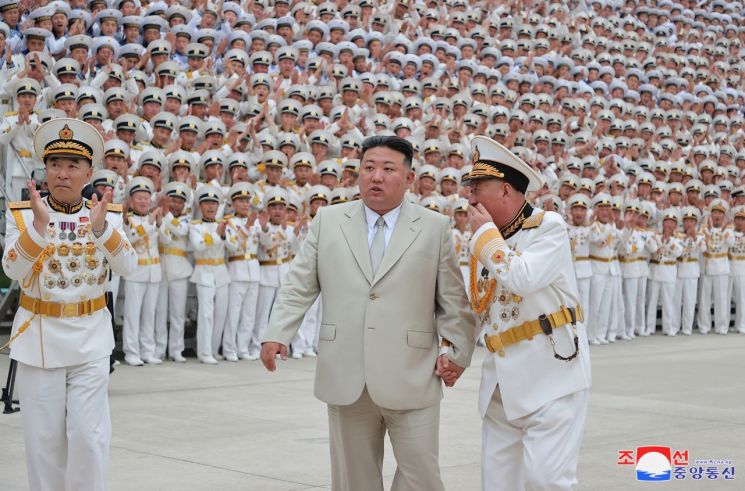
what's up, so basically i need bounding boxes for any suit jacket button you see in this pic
[369,294,377,300]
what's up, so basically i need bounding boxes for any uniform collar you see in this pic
[47,195,84,214]
[149,140,164,149]
[130,210,148,217]
[202,217,216,223]
[499,201,533,240]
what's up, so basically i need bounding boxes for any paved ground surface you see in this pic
[1,333,743,490]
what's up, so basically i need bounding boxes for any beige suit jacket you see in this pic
[263,199,475,410]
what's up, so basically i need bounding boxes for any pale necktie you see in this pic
[370,216,386,275]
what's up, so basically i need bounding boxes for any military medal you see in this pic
[58,221,68,240]
[71,275,83,287]
[48,258,61,273]
[86,242,96,256]
[86,256,99,269]
[57,277,68,289]
[68,222,77,241]
[71,243,84,256]
[84,273,97,285]
[67,257,81,272]
[44,275,56,289]
[57,243,70,256]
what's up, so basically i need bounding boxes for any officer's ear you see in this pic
[83,161,94,181]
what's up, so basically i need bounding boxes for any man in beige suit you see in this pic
[261,136,475,491]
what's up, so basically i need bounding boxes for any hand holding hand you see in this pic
[260,342,287,371]
[435,354,465,387]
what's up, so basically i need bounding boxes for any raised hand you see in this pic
[28,179,49,236]
[258,210,269,231]
[90,188,112,234]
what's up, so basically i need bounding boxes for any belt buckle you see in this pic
[538,314,552,336]
[63,303,78,317]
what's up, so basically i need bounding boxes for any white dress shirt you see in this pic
[364,203,403,250]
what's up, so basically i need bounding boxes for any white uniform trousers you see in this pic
[646,281,677,335]
[122,280,160,361]
[672,278,698,335]
[17,357,111,491]
[154,278,189,358]
[588,274,613,342]
[252,285,278,356]
[731,275,745,334]
[698,275,730,334]
[328,387,444,491]
[576,278,590,325]
[623,278,645,337]
[224,281,260,357]
[196,284,229,359]
[609,276,624,341]
[292,297,321,354]
[109,273,121,320]
[482,386,589,491]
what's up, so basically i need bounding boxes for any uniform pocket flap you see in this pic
[319,323,336,341]
[407,330,434,349]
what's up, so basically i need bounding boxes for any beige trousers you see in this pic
[327,387,444,491]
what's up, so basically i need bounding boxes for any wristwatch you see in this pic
[92,221,108,238]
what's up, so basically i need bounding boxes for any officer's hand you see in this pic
[467,203,493,233]
[260,342,287,372]
[90,188,112,233]
[28,179,49,236]
[435,354,465,387]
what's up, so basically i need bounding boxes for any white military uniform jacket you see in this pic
[257,222,296,287]
[589,221,622,276]
[567,223,591,280]
[649,234,683,282]
[619,227,657,279]
[729,231,745,275]
[158,212,193,281]
[470,206,592,420]
[188,218,230,288]
[2,198,137,368]
[0,112,40,199]
[702,225,735,276]
[677,232,706,279]
[224,214,260,283]
[124,212,162,283]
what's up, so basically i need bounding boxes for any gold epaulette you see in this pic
[8,201,31,209]
[4,111,17,116]
[522,212,545,230]
[107,203,123,213]
[223,214,234,219]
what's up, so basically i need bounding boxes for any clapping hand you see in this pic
[90,188,112,234]
[28,179,49,236]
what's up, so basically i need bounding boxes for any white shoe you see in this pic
[606,336,616,343]
[224,354,239,362]
[171,355,187,363]
[589,339,600,346]
[599,338,609,345]
[144,357,162,365]
[238,353,255,361]
[113,360,121,367]
[125,356,144,366]
[291,352,303,359]
[199,356,218,365]
[303,349,317,357]
[620,335,632,341]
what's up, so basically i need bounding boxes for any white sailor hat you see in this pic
[308,185,331,203]
[420,196,445,213]
[568,193,590,209]
[168,151,195,171]
[104,139,130,159]
[440,167,460,184]
[164,181,192,202]
[709,198,729,214]
[13,77,41,96]
[290,152,315,170]
[138,152,166,172]
[417,164,440,182]
[733,206,745,219]
[34,118,104,167]
[318,161,340,178]
[200,150,224,169]
[91,169,118,189]
[78,103,107,122]
[126,176,155,196]
[227,153,250,171]
[262,150,287,169]
[591,193,613,207]
[263,188,288,208]
[151,111,176,131]
[465,135,544,193]
[330,188,351,205]
[228,182,254,201]
[452,198,469,213]
[196,185,222,203]
[681,206,701,221]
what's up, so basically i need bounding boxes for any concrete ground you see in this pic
[0,333,743,490]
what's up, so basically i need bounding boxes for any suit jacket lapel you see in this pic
[372,200,421,287]
[340,201,374,284]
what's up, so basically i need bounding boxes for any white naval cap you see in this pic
[466,135,544,193]
[34,118,104,168]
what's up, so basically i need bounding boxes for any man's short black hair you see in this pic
[360,135,413,168]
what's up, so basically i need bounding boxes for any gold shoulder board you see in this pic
[522,212,545,230]
[107,203,123,213]
[4,111,17,116]
[191,219,202,224]
[8,201,31,209]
